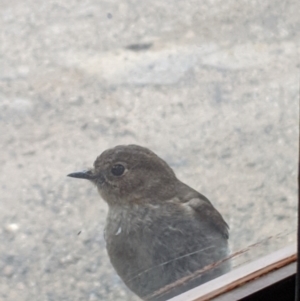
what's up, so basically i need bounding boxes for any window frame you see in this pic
[168,244,297,301]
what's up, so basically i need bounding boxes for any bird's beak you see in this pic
[67,170,96,180]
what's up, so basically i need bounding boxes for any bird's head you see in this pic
[68,145,177,206]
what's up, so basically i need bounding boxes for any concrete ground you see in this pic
[0,0,299,300]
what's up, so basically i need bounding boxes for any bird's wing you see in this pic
[186,197,229,239]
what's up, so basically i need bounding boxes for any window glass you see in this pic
[1,1,298,300]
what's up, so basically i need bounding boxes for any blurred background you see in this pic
[0,0,299,300]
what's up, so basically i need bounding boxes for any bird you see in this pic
[68,145,230,300]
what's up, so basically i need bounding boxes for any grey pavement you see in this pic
[0,0,299,300]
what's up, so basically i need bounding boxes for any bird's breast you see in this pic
[104,202,229,299]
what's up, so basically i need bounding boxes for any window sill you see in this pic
[169,244,297,301]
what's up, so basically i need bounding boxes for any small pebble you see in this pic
[5,223,19,233]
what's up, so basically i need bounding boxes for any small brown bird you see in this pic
[68,145,230,300]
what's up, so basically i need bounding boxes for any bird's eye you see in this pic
[111,164,125,176]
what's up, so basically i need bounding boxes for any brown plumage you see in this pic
[68,145,230,300]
